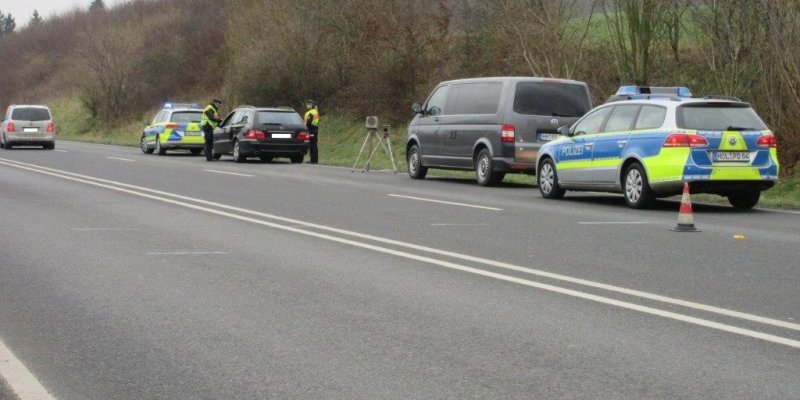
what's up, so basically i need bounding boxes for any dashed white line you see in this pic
[147,251,227,255]
[431,223,487,227]
[388,194,503,211]
[54,149,67,153]
[579,221,649,225]
[106,156,135,162]
[204,169,255,177]
[0,337,56,400]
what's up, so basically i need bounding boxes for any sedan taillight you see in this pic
[47,122,55,133]
[244,129,266,139]
[297,131,310,142]
[6,122,15,133]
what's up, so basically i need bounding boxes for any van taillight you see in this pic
[7,122,15,133]
[663,133,708,147]
[756,134,777,148]
[47,122,55,133]
[501,124,515,143]
[297,131,310,142]
[244,129,266,139]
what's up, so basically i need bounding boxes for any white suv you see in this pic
[1,105,56,150]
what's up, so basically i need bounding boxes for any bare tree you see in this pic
[603,0,671,84]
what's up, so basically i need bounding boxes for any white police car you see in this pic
[140,103,205,155]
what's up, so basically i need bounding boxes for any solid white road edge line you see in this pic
[2,158,800,334]
[388,194,503,211]
[204,169,255,177]
[106,156,135,162]
[0,338,56,400]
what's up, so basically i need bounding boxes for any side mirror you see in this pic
[558,125,573,137]
[411,102,423,115]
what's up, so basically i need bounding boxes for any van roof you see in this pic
[438,76,588,86]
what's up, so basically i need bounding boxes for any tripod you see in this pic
[351,127,399,173]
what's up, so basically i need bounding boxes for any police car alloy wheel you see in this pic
[623,163,655,209]
[538,158,565,199]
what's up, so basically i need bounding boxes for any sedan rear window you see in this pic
[513,82,591,117]
[11,108,51,121]
[257,111,304,126]
[677,103,768,131]
[170,111,202,123]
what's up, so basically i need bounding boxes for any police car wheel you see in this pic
[538,158,565,199]
[141,135,154,154]
[728,191,760,210]
[623,163,655,209]
[407,144,427,179]
[475,148,504,186]
[155,136,166,156]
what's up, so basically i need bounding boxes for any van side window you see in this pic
[635,105,667,130]
[604,105,641,132]
[444,83,502,115]
[425,86,448,116]
[513,82,591,117]
[444,84,474,115]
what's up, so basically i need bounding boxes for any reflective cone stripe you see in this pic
[671,182,700,232]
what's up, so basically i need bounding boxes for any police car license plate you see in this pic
[23,128,38,133]
[713,151,751,162]
[271,133,292,139]
[538,133,559,142]
[184,131,200,136]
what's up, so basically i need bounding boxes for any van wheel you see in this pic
[728,191,760,210]
[155,136,166,155]
[475,148,504,186]
[407,144,427,179]
[538,158,565,199]
[623,163,655,209]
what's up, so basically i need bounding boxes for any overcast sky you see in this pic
[0,0,127,27]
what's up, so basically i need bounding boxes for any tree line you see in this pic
[0,0,798,174]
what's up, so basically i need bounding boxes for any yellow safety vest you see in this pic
[201,104,220,128]
[304,107,320,127]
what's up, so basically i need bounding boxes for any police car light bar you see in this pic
[615,85,692,97]
[162,102,199,109]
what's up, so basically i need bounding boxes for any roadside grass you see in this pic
[50,97,799,209]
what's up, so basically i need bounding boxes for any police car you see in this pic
[140,103,205,155]
[536,86,779,209]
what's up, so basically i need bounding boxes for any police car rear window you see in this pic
[677,103,768,131]
[513,82,591,117]
[170,111,202,123]
[257,111,304,126]
[11,108,51,121]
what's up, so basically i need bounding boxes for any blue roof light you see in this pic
[164,102,173,108]
[677,87,692,97]
[616,86,639,96]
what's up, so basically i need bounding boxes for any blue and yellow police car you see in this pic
[536,86,779,209]
[140,103,205,155]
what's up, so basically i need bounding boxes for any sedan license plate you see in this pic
[713,151,751,162]
[271,133,292,139]
[538,133,559,142]
[23,128,38,133]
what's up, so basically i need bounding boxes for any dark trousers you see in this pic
[203,124,214,160]
[308,125,319,163]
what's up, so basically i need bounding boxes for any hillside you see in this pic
[1,0,799,179]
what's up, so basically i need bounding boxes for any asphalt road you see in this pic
[1,141,798,399]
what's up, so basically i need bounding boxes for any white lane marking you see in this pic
[579,221,648,225]
[73,228,137,231]
[388,194,503,211]
[3,158,800,344]
[147,251,227,255]
[54,149,67,153]
[0,337,56,400]
[106,156,135,162]
[431,223,487,227]
[204,169,255,178]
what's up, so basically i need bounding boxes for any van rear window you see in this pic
[11,108,51,121]
[513,82,590,117]
[676,103,768,131]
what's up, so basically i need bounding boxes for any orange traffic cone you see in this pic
[671,182,700,232]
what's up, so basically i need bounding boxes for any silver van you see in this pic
[406,77,591,185]
[1,105,56,150]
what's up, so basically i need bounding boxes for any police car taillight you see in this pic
[297,131,310,142]
[165,123,180,129]
[501,124,515,143]
[663,133,708,147]
[756,134,777,148]
[244,129,266,139]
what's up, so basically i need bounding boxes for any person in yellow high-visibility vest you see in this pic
[201,99,222,161]
[304,100,320,164]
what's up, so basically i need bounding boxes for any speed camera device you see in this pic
[365,116,379,130]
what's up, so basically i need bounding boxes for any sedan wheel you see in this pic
[623,163,655,209]
[538,158,565,199]
[232,140,245,163]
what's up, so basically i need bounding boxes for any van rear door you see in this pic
[510,81,591,164]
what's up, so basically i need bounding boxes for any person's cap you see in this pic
[212,99,223,105]
[306,99,316,106]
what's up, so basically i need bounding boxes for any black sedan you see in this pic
[213,106,310,163]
